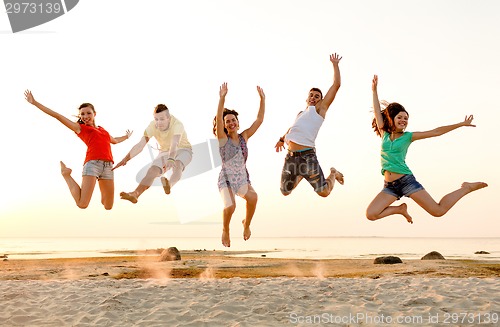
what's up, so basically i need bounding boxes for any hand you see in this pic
[462,115,476,127]
[24,90,35,104]
[372,75,378,92]
[112,158,127,170]
[330,53,342,65]
[125,129,133,139]
[275,139,285,152]
[219,82,228,98]
[257,86,265,99]
[164,159,175,171]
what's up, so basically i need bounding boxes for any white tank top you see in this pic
[285,106,324,147]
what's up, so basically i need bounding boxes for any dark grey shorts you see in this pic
[280,150,327,194]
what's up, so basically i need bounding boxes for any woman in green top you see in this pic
[366,75,488,223]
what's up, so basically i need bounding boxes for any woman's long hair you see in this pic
[372,101,408,137]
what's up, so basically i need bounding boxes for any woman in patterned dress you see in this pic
[213,82,265,247]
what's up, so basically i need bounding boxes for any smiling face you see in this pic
[306,89,323,106]
[79,106,96,126]
[154,110,170,131]
[223,113,239,134]
[393,111,409,132]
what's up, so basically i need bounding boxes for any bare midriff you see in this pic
[384,171,405,182]
[287,141,313,152]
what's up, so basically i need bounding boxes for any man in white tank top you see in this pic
[275,53,344,197]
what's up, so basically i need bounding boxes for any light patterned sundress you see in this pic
[217,134,250,194]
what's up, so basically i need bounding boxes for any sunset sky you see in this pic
[1,0,498,244]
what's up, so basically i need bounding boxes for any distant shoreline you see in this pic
[1,250,499,280]
[2,236,499,261]
[3,247,499,261]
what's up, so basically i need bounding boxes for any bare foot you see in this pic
[399,203,413,224]
[462,182,488,193]
[60,161,72,177]
[330,167,344,185]
[161,176,171,195]
[242,219,251,241]
[120,191,138,204]
[222,229,230,247]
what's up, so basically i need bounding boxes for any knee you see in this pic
[316,190,330,198]
[224,204,236,215]
[430,210,445,218]
[280,184,292,196]
[365,212,377,221]
[77,203,89,209]
[147,166,162,178]
[316,186,331,198]
[365,208,378,221]
[281,189,291,196]
[246,191,258,205]
[173,162,183,171]
[280,179,295,196]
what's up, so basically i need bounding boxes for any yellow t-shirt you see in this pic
[144,115,192,151]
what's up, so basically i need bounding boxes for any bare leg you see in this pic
[120,166,161,203]
[366,191,413,223]
[169,161,184,189]
[331,167,344,185]
[241,185,258,241]
[410,182,488,217]
[317,167,344,198]
[221,188,236,247]
[161,162,183,195]
[60,161,96,209]
[98,179,114,210]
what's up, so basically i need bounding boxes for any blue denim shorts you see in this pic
[82,160,114,180]
[382,174,424,199]
[280,150,327,194]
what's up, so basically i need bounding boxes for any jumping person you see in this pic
[214,82,265,247]
[276,53,344,197]
[114,104,192,203]
[24,90,132,210]
[366,75,488,223]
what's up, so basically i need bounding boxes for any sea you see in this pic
[1,237,499,261]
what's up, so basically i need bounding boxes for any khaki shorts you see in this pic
[152,148,193,173]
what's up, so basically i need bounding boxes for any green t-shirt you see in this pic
[380,131,413,175]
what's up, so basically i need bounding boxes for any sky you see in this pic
[1,0,499,243]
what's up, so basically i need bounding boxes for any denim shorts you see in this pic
[382,174,424,199]
[82,160,114,180]
[280,151,327,194]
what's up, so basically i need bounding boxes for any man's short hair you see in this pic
[154,104,169,115]
[310,88,323,99]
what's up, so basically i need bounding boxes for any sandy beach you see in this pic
[1,251,499,326]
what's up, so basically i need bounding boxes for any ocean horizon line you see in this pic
[1,235,499,239]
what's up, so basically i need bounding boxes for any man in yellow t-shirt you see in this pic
[113,104,193,203]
